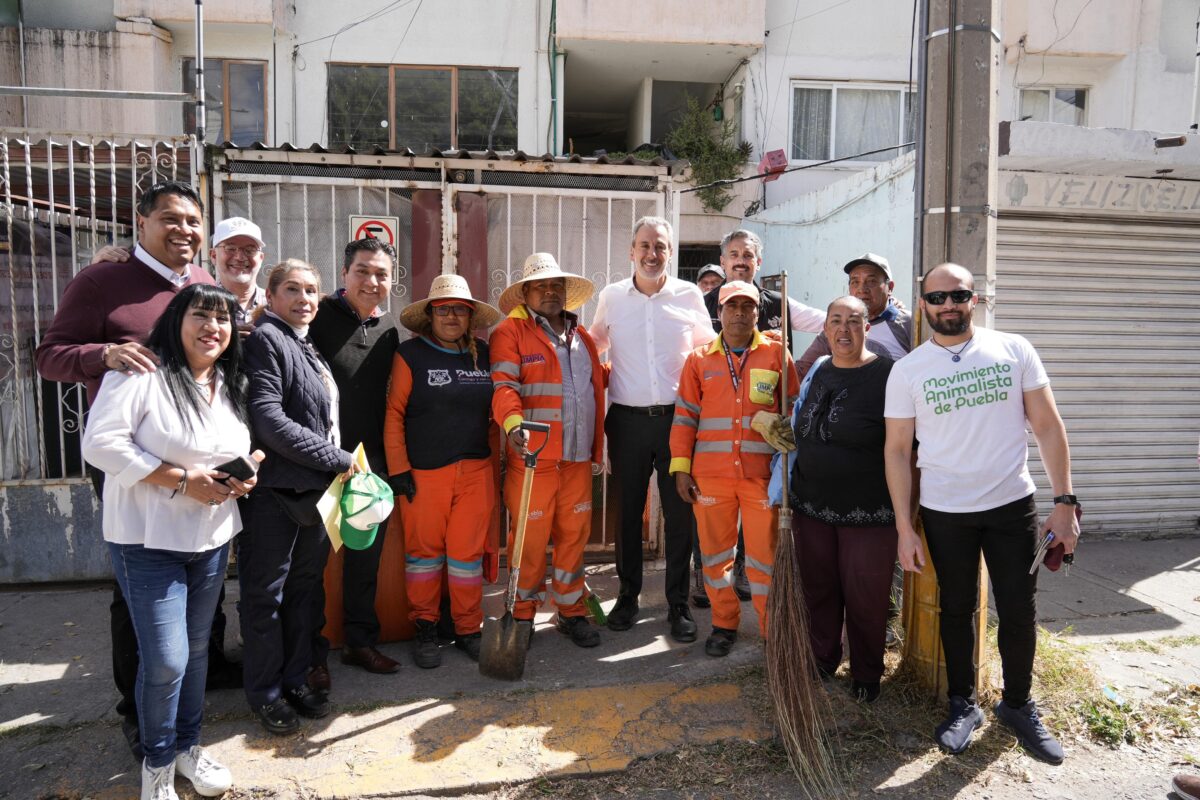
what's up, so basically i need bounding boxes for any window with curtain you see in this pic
[182,59,267,145]
[790,83,916,163]
[327,64,518,151]
[1019,87,1087,126]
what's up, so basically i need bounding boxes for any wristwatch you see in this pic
[1052,494,1079,506]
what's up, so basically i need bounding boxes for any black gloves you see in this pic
[388,471,416,502]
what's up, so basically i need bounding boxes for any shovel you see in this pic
[479,420,551,680]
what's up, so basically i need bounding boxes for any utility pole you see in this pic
[904,0,1000,699]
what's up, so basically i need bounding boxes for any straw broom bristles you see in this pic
[766,507,843,799]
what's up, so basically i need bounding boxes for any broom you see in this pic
[764,272,842,799]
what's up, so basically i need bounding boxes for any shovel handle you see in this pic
[519,420,551,468]
[505,458,538,615]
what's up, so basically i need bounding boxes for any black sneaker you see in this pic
[852,680,881,704]
[454,631,482,661]
[606,595,639,631]
[733,562,752,602]
[935,695,984,754]
[704,626,738,657]
[557,614,601,647]
[283,684,330,719]
[668,604,697,643]
[255,697,301,734]
[994,700,1064,764]
[690,570,710,609]
[413,619,442,669]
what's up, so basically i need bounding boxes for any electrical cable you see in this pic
[679,141,914,192]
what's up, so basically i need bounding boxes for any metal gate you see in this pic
[213,148,676,556]
[996,194,1200,536]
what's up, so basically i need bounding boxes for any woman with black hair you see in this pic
[238,259,359,735]
[83,282,257,800]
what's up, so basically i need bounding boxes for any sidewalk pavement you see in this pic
[1,537,1197,799]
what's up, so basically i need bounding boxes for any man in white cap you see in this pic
[210,217,267,331]
[490,253,606,648]
[590,216,715,642]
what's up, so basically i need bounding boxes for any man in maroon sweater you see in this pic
[35,181,214,761]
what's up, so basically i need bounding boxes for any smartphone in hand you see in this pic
[214,455,258,483]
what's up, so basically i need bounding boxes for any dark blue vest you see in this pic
[397,336,493,470]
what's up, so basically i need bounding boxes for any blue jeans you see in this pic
[108,541,229,768]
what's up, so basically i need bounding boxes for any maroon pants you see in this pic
[793,514,897,684]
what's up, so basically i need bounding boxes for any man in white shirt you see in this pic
[701,228,826,334]
[589,216,715,642]
[883,262,1079,765]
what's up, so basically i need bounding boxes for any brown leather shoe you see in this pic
[306,664,331,692]
[340,645,401,674]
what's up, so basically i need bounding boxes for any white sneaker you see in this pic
[174,745,233,797]
[140,760,179,800]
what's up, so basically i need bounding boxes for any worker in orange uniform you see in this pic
[383,275,503,668]
[670,281,798,657]
[490,253,606,648]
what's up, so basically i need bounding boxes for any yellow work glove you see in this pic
[750,411,796,453]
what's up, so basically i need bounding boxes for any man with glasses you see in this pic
[308,237,401,682]
[883,262,1079,764]
[210,218,268,331]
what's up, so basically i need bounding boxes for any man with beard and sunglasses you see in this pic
[882,263,1079,765]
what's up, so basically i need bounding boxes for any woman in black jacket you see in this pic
[239,259,359,735]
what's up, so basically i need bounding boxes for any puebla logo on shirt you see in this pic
[427,369,451,387]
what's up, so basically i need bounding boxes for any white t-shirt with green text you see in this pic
[884,326,1050,513]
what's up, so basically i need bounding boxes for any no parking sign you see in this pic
[348,215,400,246]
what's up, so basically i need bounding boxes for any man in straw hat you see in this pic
[385,274,501,668]
[670,281,798,657]
[308,237,401,682]
[590,216,715,642]
[490,253,606,647]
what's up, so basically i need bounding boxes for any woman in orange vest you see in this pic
[384,275,502,668]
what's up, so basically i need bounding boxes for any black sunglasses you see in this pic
[922,290,974,305]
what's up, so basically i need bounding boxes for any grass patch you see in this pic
[1108,635,1200,654]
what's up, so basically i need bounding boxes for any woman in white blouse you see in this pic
[83,283,259,800]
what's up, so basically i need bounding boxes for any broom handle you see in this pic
[780,271,790,517]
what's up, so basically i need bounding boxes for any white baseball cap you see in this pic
[212,217,265,248]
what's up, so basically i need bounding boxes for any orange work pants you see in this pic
[400,457,494,634]
[693,475,778,638]
[504,459,592,621]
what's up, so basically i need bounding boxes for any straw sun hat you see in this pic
[497,252,595,315]
[398,273,502,332]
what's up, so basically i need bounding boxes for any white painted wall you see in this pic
[744,153,916,352]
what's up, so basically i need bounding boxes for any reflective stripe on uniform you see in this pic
[520,382,564,397]
[702,546,737,568]
[745,554,773,577]
[704,572,732,589]
[698,417,733,432]
[750,582,770,595]
[517,587,547,602]
[405,555,446,574]
[676,398,701,415]
[552,589,583,606]
[527,407,562,422]
[447,556,483,579]
[492,361,520,376]
[493,379,520,392]
[742,441,775,454]
[672,415,699,428]
[695,440,733,454]
[553,566,583,585]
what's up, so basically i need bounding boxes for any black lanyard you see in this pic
[723,341,748,393]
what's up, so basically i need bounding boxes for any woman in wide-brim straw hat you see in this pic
[384,274,501,668]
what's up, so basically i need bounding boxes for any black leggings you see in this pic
[921,494,1039,707]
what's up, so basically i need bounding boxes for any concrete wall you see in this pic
[743,153,915,352]
[0,483,105,583]
[0,21,178,134]
[114,0,274,25]
[556,0,764,47]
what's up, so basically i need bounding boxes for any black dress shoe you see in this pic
[668,604,697,643]
[283,684,331,719]
[121,716,143,761]
[341,645,401,674]
[254,697,300,735]
[606,595,639,631]
[704,626,738,657]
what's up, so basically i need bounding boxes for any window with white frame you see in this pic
[790,82,916,163]
[1018,87,1087,126]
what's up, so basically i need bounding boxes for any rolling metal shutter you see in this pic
[996,214,1200,536]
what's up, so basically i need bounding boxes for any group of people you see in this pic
[37,179,1083,800]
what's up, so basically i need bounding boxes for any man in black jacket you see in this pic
[308,237,401,679]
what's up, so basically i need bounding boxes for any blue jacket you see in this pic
[768,355,829,506]
[244,315,354,491]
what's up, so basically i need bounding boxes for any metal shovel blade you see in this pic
[478,612,533,680]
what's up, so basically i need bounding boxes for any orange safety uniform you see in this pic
[669,330,798,637]
[384,336,496,635]
[490,305,606,621]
